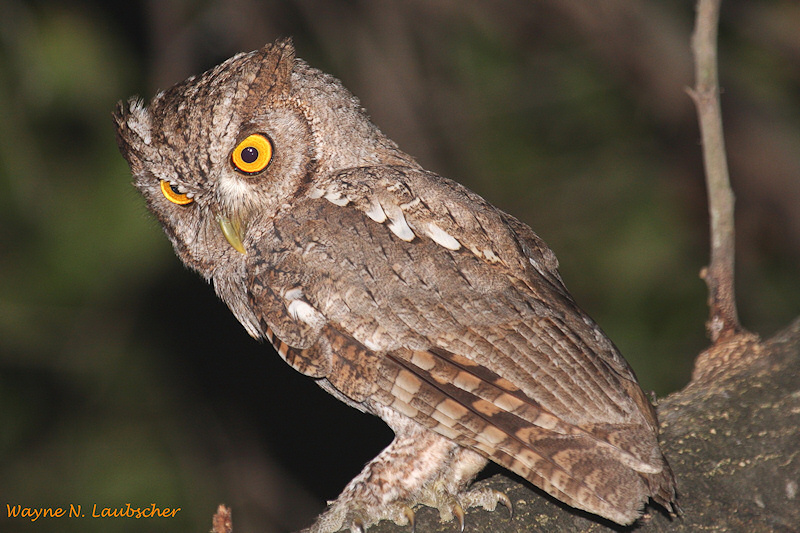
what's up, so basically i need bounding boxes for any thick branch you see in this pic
[687,0,741,342]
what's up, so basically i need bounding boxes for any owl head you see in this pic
[114,39,415,281]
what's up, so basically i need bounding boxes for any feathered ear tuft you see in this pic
[264,37,296,61]
[113,97,156,172]
[246,38,296,101]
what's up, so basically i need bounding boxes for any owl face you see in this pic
[114,41,312,279]
[115,40,413,281]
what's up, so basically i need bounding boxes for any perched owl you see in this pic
[114,39,677,532]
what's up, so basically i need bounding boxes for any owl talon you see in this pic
[452,503,465,533]
[402,505,416,533]
[494,490,513,518]
[351,518,365,533]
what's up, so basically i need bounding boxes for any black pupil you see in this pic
[241,146,259,164]
[170,184,182,195]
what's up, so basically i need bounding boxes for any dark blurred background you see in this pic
[1,1,798,532]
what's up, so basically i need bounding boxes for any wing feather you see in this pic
[250,165,675,521]
[378,347,658,524]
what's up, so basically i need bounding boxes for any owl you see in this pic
[114,39,677,532]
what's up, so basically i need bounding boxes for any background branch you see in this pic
[687,0,743,343]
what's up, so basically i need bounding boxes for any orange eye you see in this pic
[231,134,273,174]
[160,180,194,205]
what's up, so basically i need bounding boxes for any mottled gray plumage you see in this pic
[114,39,677,532]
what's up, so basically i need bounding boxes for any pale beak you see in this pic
[217,215,246,254]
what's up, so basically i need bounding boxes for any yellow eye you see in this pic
[231,133,273,174]
[160,180,194,205]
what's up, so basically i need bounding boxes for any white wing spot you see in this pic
[283,287,304,301]
[324,191,350,206]
[364,200,387,223]
[431,423,459,440]
[425,222,461,250]
[391,370,422,404]
[287,300,326,328]
[307,187,325,199]
[494,393,524,413]
[399,197,421,210]
[483,248,500,262]
[453,370,480,392]
[387,211,415,242]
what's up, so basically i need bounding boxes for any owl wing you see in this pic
[246,166,675,522]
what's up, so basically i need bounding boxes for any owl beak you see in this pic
[217,215,246,254]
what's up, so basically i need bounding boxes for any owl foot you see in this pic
[421,486,511,533]
[303,501,415,533]
[457,487,513,524]
[301,416,512,533]
[303,484,510,533]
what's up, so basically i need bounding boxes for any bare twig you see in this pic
[212,505,233,533]
[687,0,743,343]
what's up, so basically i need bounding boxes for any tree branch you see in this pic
[687,0,742,343]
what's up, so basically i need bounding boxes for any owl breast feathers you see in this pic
[114,39,677,532]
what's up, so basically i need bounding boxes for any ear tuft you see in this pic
[113,97,155,171]
[248,38,296,100]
